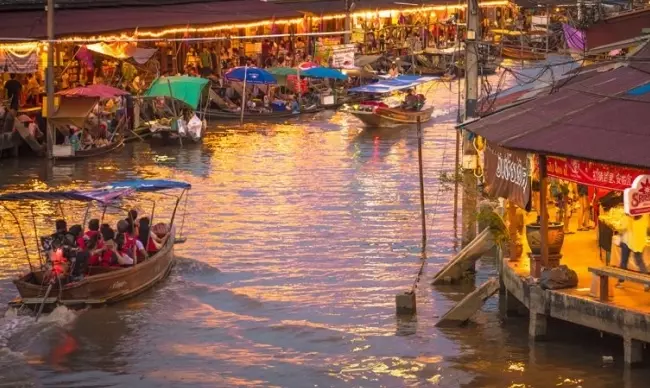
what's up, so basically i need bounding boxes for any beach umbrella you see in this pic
[225,66,277,125]
[224,66,277,85]
[301,67,348,80]
[267,67,299,77]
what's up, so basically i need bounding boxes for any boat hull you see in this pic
[348,106,434,128]
[54,138,124,161]
[205,107,323,121]
[11,232,175,309]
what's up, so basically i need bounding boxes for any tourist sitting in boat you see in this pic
[68,224,89,279]
[115,220,139,266]
[85,219,105,266]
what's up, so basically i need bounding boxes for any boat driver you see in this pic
[402,89,419,111]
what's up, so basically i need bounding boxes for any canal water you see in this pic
[0,65,648,387]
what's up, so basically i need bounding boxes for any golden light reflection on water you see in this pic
[0,68,637,387]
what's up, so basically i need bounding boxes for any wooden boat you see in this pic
[142,76,210,144]
[50,85,131,160]
[349,106,434,128]
[11,232,174,308]
[344,75,437,128]
[2,179,191,312]
[205,106,323,121]
[53,136,124,161]
[501,47,546,61]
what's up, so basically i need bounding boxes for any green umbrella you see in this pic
[266,67,299,77]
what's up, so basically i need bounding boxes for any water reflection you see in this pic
[0,71,648,387]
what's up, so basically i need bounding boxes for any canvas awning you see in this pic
[86,42,157,64]
[144,76,209,109]
[50,96,98,132]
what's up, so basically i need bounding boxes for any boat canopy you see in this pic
[0,180,191,203]
[0,188,134,203]
[105,179,192,191]
[144,76,209,109]
[348,75,439,94]
[56,84,130,99]
[49,96,98,131]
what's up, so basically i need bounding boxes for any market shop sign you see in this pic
[331,44,356,69]
[484,142,530,209]
[624,175,650,215]
[546,156,646,191]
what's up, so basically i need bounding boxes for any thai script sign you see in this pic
[624,175,650,215]
[484,142,530,209]
[331,44,355,69]
[546,156,646,191]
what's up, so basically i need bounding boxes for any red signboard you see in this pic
[546,156,648,191]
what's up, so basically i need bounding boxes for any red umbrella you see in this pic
[56,84,130,99]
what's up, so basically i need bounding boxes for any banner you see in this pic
[546,156,647,191]
[0,48,38,74]
[484,142,531,209]
[331,44,355,69]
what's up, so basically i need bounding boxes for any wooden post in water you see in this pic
[240,65,248,126]
[417,117,427,253]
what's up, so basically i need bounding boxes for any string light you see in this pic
[0,1,509,47]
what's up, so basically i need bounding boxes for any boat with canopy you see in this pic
[140,76,209,144]
[50,84,129,160]
[342,75,438,128]
[2,179,191,314]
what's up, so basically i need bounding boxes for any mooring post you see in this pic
[528,286,548,340]
[623,335,643,366]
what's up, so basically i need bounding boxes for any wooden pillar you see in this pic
[215,38,222,78]
[539,154,549,267]
[171,40,179,75]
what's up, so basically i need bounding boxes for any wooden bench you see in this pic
[588,266,650,301]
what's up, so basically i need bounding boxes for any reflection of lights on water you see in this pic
[153,155,176,162]
[507,362,525,372]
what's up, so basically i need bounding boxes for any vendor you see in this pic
[617,213,650,290]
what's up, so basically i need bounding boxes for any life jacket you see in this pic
[50,248,68,278]
[119,232,136,257]
[84,230,104,266]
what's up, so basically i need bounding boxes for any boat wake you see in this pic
[173,256,221,275]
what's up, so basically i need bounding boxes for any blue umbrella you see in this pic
[224,66,277,84]
[301,66,348,80]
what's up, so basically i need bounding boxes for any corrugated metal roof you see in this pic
[465,65,650,168]
[0,0,432,39]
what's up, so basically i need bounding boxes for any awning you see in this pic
[86,42,157,64]
[144,76,209,109]
[50,96,98,131]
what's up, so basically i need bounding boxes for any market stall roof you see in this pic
[461,63,650,169]
[144,76,209,109]
[0,0,453,39]
[56,84,130,99]
[50,96,98,129]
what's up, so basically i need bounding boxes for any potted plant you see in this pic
[525,217,565,256]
